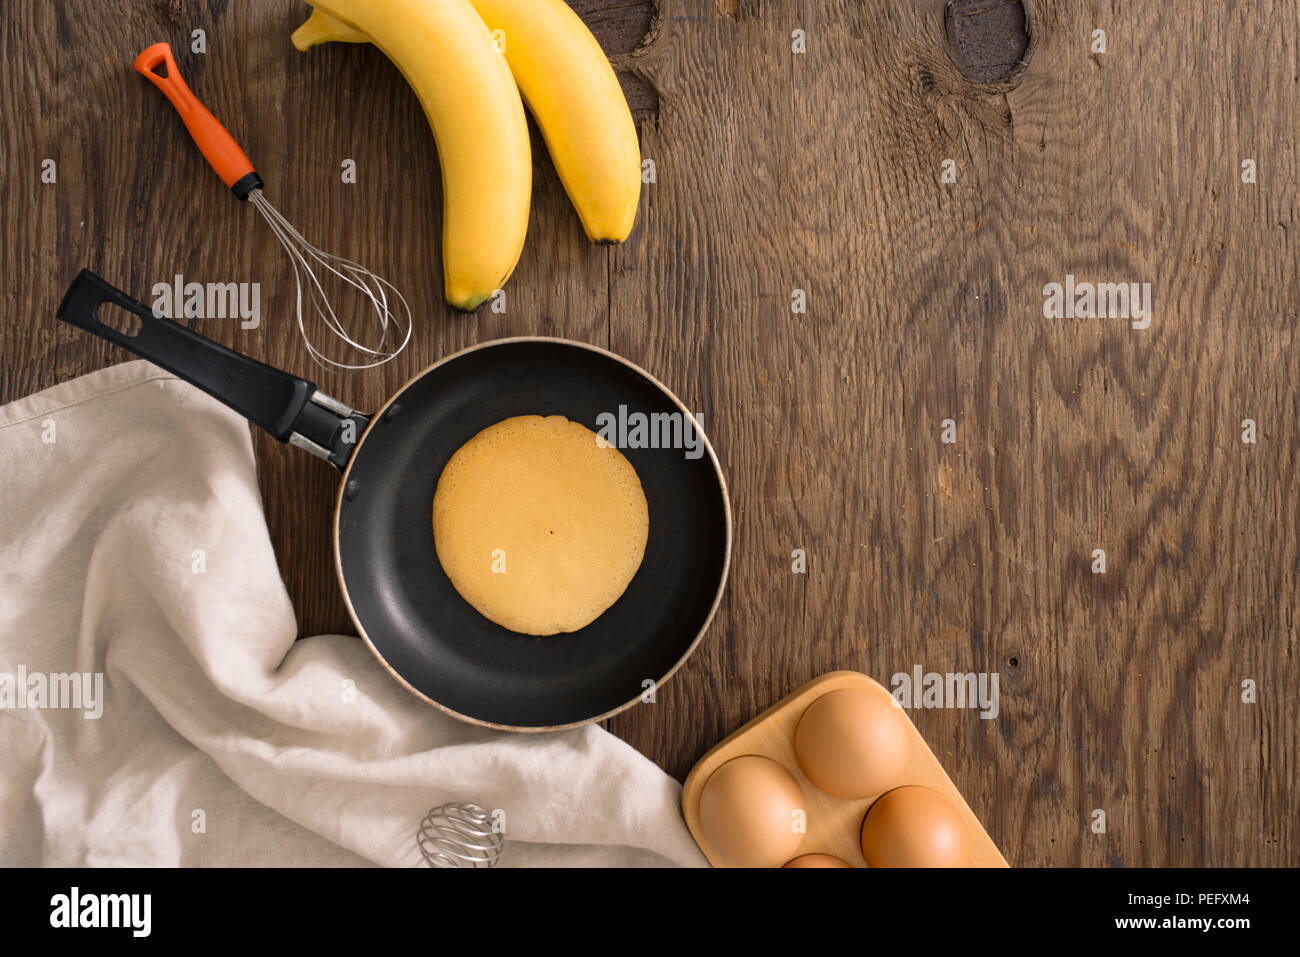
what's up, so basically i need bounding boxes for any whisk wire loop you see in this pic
[249,189,412,373]
[417,802,504,868]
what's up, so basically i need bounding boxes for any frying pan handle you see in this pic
[56,269,365,469]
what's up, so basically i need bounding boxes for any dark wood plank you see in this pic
[0,3,57,401]
[601,0,1299,867]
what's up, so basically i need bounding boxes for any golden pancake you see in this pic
[432,414,649,636]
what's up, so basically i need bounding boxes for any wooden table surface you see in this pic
[2,0,1296,866]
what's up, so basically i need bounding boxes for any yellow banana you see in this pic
[295,0,642,243]
[291,1,531,311]
[473,0,641,242]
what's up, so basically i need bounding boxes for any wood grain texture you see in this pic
[604,0,1298,868]
[945,0,1030,83]
[1,0,1296,867]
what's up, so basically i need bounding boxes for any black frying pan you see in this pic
[57,270,732,730]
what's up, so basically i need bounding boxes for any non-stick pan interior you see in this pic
[335,339,730,729]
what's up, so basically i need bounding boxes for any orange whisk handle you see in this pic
[134,42,263,199]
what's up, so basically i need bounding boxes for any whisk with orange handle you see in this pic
[133,42,410,372]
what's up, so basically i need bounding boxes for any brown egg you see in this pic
[783,853,852,868]
[859,786,971,867]
[794,688,909,798]
[698,755,806,867]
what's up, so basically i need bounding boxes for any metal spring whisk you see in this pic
[134,42,411,373]
[418,803,504,868]
[249,189,411,372]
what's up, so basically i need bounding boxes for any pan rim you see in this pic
[332,335,733,733]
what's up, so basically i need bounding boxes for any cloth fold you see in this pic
[0,360,706,867]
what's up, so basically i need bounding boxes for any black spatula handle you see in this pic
[55,269,363,468]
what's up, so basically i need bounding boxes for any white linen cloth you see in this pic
[0,359,706,867]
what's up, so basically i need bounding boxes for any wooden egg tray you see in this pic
[681,671,1008,867]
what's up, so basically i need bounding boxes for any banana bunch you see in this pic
[291,0,642,311]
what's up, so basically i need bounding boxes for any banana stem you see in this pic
[291,7,370,50]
